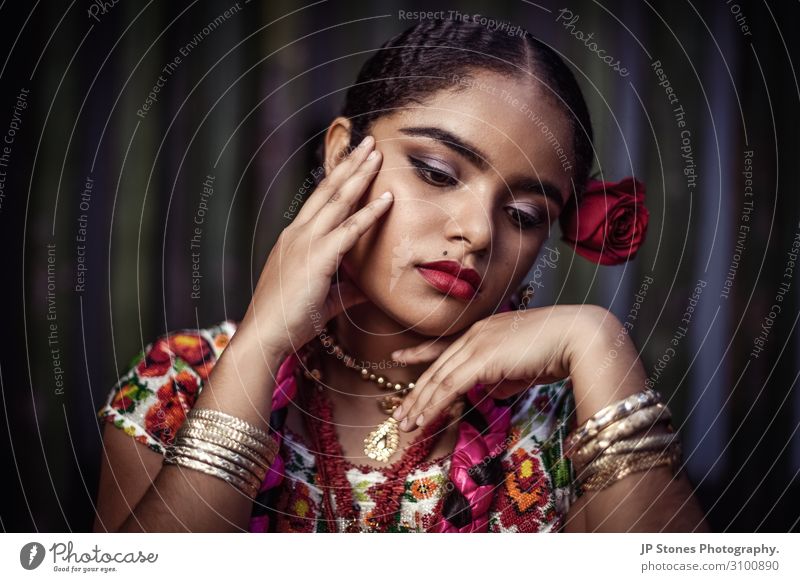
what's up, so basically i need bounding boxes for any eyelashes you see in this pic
[506,207,545,230]
[407,156,546,230]
[408,156,457,187]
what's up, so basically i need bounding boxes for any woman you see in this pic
[93,18,709,533]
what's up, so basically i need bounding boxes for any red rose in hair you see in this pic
[559,177,649,266]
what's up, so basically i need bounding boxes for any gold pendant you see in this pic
[364,417,400,463]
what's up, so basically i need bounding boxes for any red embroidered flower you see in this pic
[487,447,553,531]
[504,448,550,513]
[168,333,216,379]
[168,333,213,366]
[173,369,200,405]
[136,341,172,377]
[144,381,188,446]
[276,482,317,532]
[138,333,216,379]
[560,177,649,266]
[111,383,138,412]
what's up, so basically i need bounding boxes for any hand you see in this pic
[240,135,392,356]
[391,305,605,431]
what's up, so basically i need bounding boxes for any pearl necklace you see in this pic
[306,328,418,463]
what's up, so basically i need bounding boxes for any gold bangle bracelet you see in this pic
[189,408,275,449]
[565,388,662,453]
[576,449,649,485]
[569,403,672,464]
[164,454,259,499]
[576,438,680,484]
[582,447,681,492]
[572,429,677,468]
[176,426,272,471]
[173,436,267,483]
[581,443,682,492]
[166,444,262,492]
[180,417,277,464]
[571,424,677,468]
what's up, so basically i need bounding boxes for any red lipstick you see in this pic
[416,260,482,301]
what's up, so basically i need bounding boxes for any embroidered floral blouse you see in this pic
[97,320,582,532]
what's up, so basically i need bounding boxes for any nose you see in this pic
[443,189,493,256]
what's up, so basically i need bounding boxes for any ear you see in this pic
[323,116,354,176]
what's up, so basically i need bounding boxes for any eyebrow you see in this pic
[398,125,565,210]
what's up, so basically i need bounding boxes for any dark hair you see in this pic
[305,18,594,532]
[317,18,594,204]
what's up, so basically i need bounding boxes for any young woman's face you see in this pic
[333,70,576,336]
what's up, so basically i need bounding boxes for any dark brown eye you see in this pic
[408,157,457,187]
[506,207,544,230]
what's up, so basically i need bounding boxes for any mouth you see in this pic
[415,260,482,302]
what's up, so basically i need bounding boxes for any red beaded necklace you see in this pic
[298,365,453,532]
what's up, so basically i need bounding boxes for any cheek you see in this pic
[343,192,429,292]
[490,236,547,290]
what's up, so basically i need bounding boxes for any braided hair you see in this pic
[254,18,595,532]
[316,18,594,203]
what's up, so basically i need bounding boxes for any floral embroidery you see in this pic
[275,482,318,533]
[110,382,144,413]
[144,381,187,446]
[352,480,373,503]
[409,477,439,501]
[98,319,578,532]
[505,448,550,512]
[98,321,236,455]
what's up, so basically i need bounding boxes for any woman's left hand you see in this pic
[391,304,610,431]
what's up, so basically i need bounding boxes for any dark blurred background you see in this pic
[0,0,798,532]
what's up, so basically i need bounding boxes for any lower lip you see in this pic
[416,267,478,301]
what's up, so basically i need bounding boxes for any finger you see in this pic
[406,351,481,430]
[324,191,394,260]
[394,336,472,429]
[392,332,469,422]
[309,148,384,235]
[292,135,375,226]
[390,338,452,365]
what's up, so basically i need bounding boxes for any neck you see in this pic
[313,302,435,402]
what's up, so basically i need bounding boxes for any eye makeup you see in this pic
[407,155,458,188]
[406,154,547,230]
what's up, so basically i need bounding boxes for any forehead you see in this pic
[376,71,575,202]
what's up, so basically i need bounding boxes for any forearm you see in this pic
[564,435,710,532]
[119,325,286,532]
[564,311,710,532]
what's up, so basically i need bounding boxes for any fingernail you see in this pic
[390,350,401,360]
[400,418,410,431]
[367,150,377,161]
[359,135,373,148]
[380,191,393,200]
[392,405,403,420]
[415,414,424,427]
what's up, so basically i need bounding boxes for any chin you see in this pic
[374,281,490,336]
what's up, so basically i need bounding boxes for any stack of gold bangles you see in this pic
[164,408,279,500]
[564,389,683,492]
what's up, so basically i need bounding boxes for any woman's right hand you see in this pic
[241,134,391,357]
